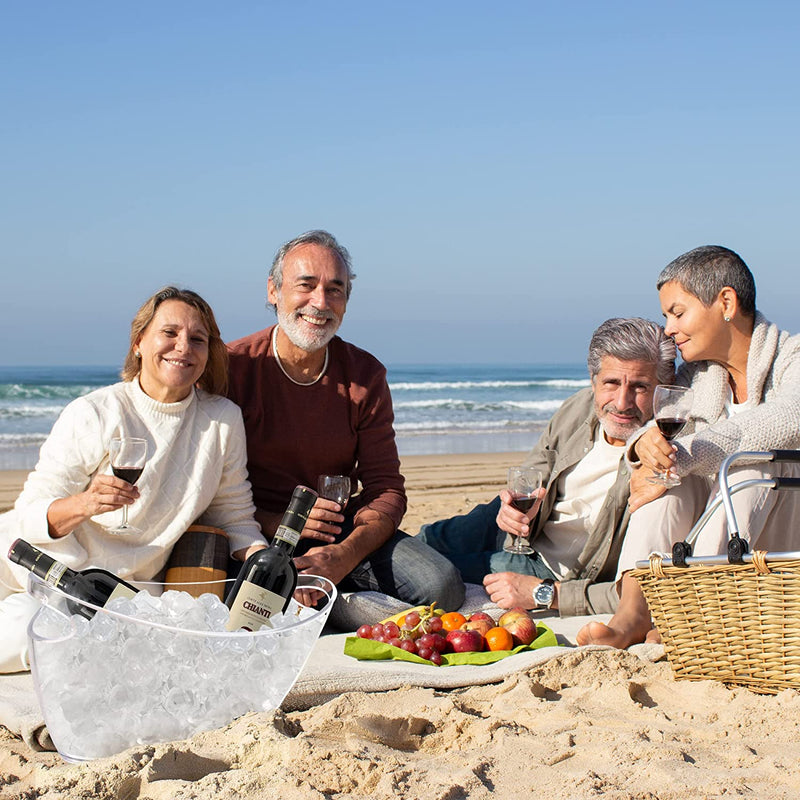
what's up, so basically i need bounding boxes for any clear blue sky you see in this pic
[1,1,798,366]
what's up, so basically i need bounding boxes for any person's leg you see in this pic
[692,462,800,555]
[341,529,466,611]
[615,474,711,576]
[417,497,506,584]
[0,592,40,673]
[577,475,709,648]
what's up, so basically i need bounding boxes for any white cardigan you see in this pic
[674,313,800,476]
[627,313,800,478]
[1,380,265,592]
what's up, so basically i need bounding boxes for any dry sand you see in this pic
[3,455,800,800]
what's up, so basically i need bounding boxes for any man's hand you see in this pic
[628,465,667,512]
[255,498,343,544]
[496,487,545,538]
[293,542,359,586]
[293,509,395,588]
[300,497,345,542]
[483,571,559,610]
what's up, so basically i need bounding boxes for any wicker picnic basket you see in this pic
[630,450,800,694]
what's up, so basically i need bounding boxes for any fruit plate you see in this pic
[344,622,558,666]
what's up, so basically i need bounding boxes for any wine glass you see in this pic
[317,474,351,510]
[108,437,147,533]
[647,385,694,487]
[503,466,542,555]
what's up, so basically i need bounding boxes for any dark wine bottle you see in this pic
[7,538,138,619]
[225,485,317,632]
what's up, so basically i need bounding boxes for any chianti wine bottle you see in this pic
[7,538,138,619]
[225,485,317,631]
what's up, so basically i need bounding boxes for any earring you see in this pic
[134,351,141,358]
[724,316,731,323]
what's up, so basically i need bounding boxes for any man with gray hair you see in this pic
[418,317,676,616]
[227,230,465,613]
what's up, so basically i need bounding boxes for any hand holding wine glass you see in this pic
[317,474,351,511]
[647,385,694,487]
[108,437,147,533]
[502,466,542,555]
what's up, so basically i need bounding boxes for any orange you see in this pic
[484,626,514,652]
[440,612,467,632]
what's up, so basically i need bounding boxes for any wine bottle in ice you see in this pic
[7,538,138,618]
[225,485,317,631]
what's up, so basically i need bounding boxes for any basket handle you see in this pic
[673,450,800,565]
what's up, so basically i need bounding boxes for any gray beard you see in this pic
[276,307,340,352]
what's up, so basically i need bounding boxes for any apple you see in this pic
[500,615,539,646]
[497,608,531,627]
[467,611,494,624]
[446,629,484,653]
[461,618,493,637]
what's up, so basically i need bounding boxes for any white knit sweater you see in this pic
[1,380,265,591]
[673,313,800,477]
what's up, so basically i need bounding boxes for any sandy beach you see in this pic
[3,454,800,799]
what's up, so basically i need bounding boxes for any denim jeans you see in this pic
[417,496,557,584]
[293,516,466,611]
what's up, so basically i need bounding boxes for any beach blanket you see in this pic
[0,584,664,753]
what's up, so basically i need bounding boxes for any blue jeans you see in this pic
[417,496,557,584]
[295,518,466,612]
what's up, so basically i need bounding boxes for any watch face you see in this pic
[534,582,554,606]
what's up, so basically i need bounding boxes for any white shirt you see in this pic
[536,426,624,579]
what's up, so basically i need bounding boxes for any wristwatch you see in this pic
[533,579,555,609]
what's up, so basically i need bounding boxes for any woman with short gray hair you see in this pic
[578,245,800,649]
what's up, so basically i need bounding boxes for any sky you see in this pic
[1,1,799,367]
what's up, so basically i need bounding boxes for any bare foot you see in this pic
[575,573,654,649]
[644,627,662,644]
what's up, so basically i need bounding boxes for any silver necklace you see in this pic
[272,326,329,386]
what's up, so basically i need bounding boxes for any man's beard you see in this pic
[276,305,341,352]
[598,403,646,443]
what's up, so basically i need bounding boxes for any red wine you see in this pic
[7,538,138,619]
[656,417,687,440]
[112,466,144,485]
[225,485,317,631]
[511,495,536,513]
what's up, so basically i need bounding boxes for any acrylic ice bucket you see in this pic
[26,573,336,762]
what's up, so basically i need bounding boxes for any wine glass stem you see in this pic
[121,504,129,528]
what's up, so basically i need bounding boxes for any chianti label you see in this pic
[225,580,285,631]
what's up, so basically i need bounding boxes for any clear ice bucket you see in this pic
[26,573,336,762]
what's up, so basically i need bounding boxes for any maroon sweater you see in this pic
[227,326,406,529]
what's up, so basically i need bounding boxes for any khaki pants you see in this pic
[617,461,800,578]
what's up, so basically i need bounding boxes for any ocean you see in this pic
[0,363,589,470]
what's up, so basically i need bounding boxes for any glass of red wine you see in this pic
[108,437,147,533]
[503,466,542,555]
[647,385,694,487]
[317,475,351,510]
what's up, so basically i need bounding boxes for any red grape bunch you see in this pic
[356,604,448,665]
